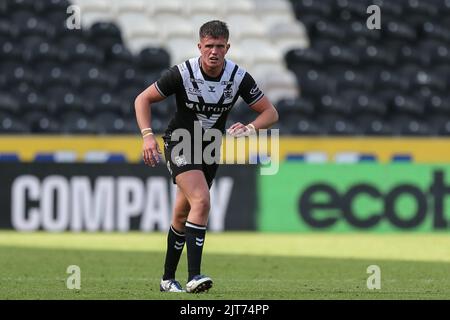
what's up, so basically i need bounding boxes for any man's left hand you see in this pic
[227,123,256,137]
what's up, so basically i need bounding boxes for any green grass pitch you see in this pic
[0,232,449,299]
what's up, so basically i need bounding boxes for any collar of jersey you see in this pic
[198,57,227,82]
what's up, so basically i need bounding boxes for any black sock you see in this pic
[185,221,207,282]
[162,225,185,280]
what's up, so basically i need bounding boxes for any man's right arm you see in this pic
[134,83,165,133]
[134,66,181,167]
[134,84,166,167]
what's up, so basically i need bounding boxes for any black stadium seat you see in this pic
[297,69,337,97]
[22,42,63,67]
[342,90,387,116]
[60,111,96,134]
[19,90,49,113]
[0,18,19,39]
[138,47,171,73]
[313,20,346,42]
[75,66,117,92]
[105,43,135,74]
[0,42,22,65]
[86,92,124,116]
[372,0,403,17]
[89,22,123,51]
[391,94,425,116]
[375,69,410,92]
[94,112,128,134]
[1,0,450,136]
[0,92,20,114]
[2,63,35,87]
[427,115,450,136]
[285,0,450,136]
[6,0,35,13]
[0,0,176,135]
[355,114,393,136]
[389,114,431,136]
[319,114,360,136]
[291,0,334,19]
[0,113,30,133]
[36,66,74,89]
[276,97,315,118]
[24,111,60,133]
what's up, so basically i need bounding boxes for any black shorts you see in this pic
[163,133,219,188]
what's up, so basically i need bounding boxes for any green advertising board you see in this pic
[259,164,450,232]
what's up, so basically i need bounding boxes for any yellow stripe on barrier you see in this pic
[278,137,450,163]
[1,135,450,163]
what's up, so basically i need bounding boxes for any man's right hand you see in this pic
[142,135,162,167]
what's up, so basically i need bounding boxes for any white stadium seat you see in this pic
[252,65,299,101]
[226,46,246,68]
[71,0,114,26]
[111,0,147,15]
[117,13,159,53]
[155,14,196,41]
[253,0,292,15]
[165,38,201,64]
[74,0,304,100]
[150,0,184,15]
[71,0,111,11]
[117,13,158,38]
[258,12,296,29]
[223,0,255,15]
[190,14,227,35]
[227,14,266,41]
[268,22,309,52]
[239,38,281,64]
[80,12,116,27]
[275,37,310,54]
[126,35,163,55]
[185,0,221,16]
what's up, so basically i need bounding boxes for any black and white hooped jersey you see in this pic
[155,57,264,134]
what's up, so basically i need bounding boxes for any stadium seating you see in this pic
[283,0,450,136]
[1,0,450,136]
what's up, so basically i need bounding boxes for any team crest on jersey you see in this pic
[223,88,233,99]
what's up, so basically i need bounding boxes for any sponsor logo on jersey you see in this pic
[185,102,233,112]
[190,78,204,84]
[208,86,216,93]
[188,87,202,96]
[221,80,234,85]
[250,84,261,98]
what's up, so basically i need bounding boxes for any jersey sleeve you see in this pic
[155,66,182,97]
[239,72,264,106]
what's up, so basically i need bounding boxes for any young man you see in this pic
[134,20,278,293]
